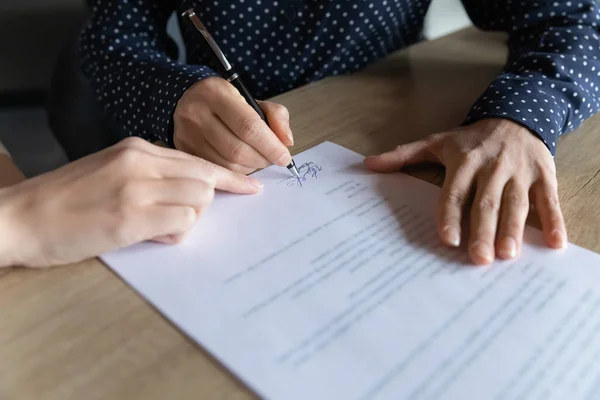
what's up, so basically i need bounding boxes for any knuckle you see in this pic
[457,150,480,166]
[540,169,558,187]
[426,135,444,155]
[182,206,198,225]
[427,132,444,143]
[228,141,247,164]
[172,207,197,233]
[545,177,559,193]
[273,103,289,118]
[199,163,218,187]
[541,192,561,209]
[200,185,216,205]
[177,102,199,122]
[199,76,224,96]
[107,203,137,245]
[501,219,523,235]
[171,207,198,234]
[504,192,528,209]
[118,181,143,205]
[118,136,147,149]
[476,195,499,212]
[444,190,467,207]
[238,117,263,141]
[112,146,144,170]
[491,155,510,171]
[230,163,256,175]
[536,158,557,174]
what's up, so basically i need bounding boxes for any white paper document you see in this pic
[103,142,600,400]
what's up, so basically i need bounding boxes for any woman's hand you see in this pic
[364,118,567,265]
[0,137,262,268]
[174,77,294,174]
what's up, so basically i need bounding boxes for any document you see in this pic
[102,142,600,400]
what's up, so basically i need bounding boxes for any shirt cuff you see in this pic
[144,63,218,147]
[464,79,567,156]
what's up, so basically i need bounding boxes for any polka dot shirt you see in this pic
[80,0,600,155]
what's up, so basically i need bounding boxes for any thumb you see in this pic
[259,101,294,147]
[364,139,438,173]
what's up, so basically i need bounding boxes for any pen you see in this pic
[182,8,300,179]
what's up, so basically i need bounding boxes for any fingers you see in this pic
[214,93,292,167]
[143,178,216,211]
[133,205,198,245]
[152,233,188,245]
[364,139,438,173]
[210,161,264,194]
[469,172,508,265]
[155,155,263,194]
[437,165,476,248]
[259,101,294,147]
[174,77,292,169]
[531,179,567,249]
[202,114,271,169]
[189,138,258,175]
[495,180,530,260]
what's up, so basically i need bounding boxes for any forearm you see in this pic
[462,0,600,155]
[80,0,216,146]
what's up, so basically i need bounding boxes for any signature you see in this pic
[279,161,323,187]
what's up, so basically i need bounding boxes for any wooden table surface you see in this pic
[1,28,599,400]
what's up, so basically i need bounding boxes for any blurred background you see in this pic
[0,0,471,177]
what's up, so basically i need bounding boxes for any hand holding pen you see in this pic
[173,9,300,178]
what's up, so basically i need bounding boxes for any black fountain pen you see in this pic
[182,8,300,179]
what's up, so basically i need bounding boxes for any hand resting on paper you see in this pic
[364,118,566,266]
[0,138,262,268]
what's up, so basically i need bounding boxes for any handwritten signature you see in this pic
[280,161,323,187]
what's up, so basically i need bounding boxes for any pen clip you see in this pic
[182,9,232,72]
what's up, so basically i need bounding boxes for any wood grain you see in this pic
[1,28,598,400]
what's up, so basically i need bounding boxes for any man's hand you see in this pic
[364,118,567,265]
[0,137,262,268]
[174,77,294,174]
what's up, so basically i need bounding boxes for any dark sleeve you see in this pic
[461,0,600,155]
[79,0,217,145]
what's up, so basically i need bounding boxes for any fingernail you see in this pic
[247,177,264,190]
[276,152,292,167]
[287,129,294,146]
[551,229,566,248]
[471,241,493,265]
[498,237,517,259]
[442,226,461,247]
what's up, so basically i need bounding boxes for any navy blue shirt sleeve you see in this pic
[461,0,600,155]
[79,0,217,145]
[80,1,600,154]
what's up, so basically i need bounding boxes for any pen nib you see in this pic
[288,160,300,178]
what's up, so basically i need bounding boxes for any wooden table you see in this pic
[1,28,599,400]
